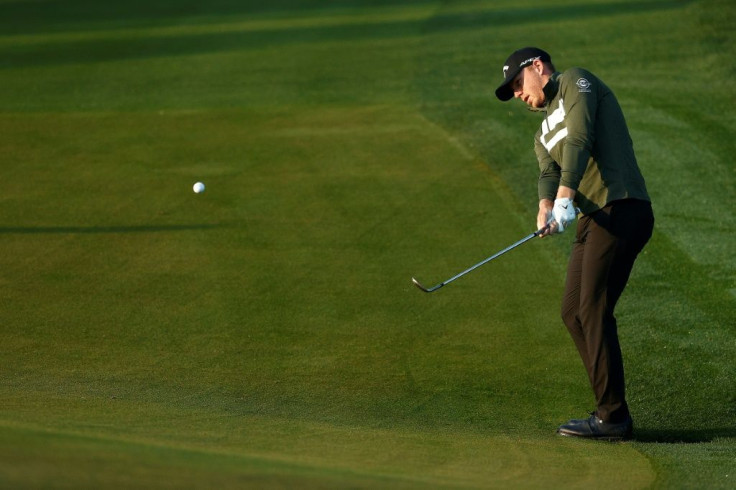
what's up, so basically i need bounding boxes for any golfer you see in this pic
[495,47,654,440]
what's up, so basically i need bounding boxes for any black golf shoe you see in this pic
[557,413,633,441]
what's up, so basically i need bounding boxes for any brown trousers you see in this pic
[561,199,654,423]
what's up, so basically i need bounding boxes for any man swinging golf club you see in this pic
[495,47,654,440]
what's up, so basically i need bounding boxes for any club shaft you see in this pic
[413,228,545,292]
[440,230,540,286]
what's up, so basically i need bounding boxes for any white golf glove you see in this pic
[551,197,577,233]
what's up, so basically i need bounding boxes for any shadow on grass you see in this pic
[635,427,736,443]
[0,0,694,69]
[0,224,229,234]
[0,0,435,35]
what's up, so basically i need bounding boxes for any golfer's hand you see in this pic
[552,197,577,233]
[537,199,555,237]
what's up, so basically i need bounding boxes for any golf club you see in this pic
[412,227,547,293]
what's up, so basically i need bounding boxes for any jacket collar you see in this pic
[542,72,562,108]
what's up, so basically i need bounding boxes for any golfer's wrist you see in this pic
[539,198,554,211]
[555,186,576,200]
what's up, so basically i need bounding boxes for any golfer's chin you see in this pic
[528,97,545,108]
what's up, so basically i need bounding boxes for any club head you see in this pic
[411,277,443,293]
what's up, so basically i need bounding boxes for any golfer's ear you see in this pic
[532,59,545,74]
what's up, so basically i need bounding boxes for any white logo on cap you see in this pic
[520,56,540,67]
[503,65,509,77]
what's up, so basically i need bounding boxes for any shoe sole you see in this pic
[557,430,631,442]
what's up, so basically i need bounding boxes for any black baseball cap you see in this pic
[495,47,551,101]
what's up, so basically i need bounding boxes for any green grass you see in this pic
[1,0,734,488]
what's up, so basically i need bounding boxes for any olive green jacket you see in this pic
[535,69,650,215]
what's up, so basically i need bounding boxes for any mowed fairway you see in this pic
[1,0,734,488]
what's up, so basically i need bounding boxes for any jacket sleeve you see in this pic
[558,69,597,190]
[535,128,560,201]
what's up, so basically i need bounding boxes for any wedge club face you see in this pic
[411,277,444,293]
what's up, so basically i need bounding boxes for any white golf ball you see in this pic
[193,182,205,194]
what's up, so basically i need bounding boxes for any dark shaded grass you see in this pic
[1,1,692,68]
[0,0,432,34]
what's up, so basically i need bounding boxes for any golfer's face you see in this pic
[512,65,545,108]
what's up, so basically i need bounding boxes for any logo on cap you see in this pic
[503,65,509,77]
[520,56,540,68]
